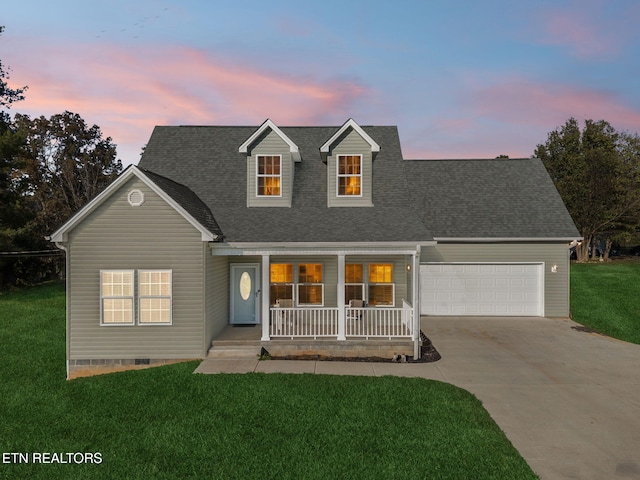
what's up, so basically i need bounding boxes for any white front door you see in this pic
[230,265,261,324]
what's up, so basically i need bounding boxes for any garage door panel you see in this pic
[421,263,543,316]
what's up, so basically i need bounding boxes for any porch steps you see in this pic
[207,345,263,359]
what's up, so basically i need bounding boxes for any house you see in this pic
[49,118,580,378]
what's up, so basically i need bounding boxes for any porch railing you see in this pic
[345,304,414,339]
[270,307,339,339]
[269,302,414,340]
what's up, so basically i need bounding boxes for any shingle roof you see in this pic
[138,125,434,243]
[140,169,222,238]
[137,124,579,243]
[403,158,580,238]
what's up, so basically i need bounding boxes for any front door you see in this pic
[230,264,260,324]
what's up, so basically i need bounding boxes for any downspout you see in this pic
[52,240,70,380]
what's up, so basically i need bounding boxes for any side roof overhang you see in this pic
[238,118,301,162]
[320,118,381,153]
[49,165,220,243]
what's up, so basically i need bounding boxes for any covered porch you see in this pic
[211,243,423,358]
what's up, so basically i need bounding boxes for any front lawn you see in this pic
[571,260,640,344]
[0,283,536,480]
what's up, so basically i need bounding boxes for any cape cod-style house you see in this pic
[50,119,580,378]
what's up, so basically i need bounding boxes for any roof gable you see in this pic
[49,166,221,243]
[238,119,301,162]
[320,118,380,153]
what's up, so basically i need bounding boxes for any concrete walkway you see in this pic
[195,316,640,480]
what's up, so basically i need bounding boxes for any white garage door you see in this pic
[420,263,544,316]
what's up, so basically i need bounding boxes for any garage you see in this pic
[420,263,544,316]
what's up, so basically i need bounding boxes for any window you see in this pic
[345,264,364,304]
[270,263,293,305]
[101,270,134,325]
[368,263,394,306]
[298,264,323,305]
[337,155,362,196]
[257,155,281,196]
[139,270,172,324]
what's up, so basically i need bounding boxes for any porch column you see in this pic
[261,254,270,341]
[337,254,346,340]
[412,246,421,359]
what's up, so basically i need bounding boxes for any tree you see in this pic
[13,111,123,237]
[535,118,640,262]
[0,25,28,223]
[0,25,30,285]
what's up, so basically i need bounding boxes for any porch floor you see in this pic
[210,324,417,359]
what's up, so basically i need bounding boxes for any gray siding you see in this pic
[420,243,571,317]
[67,177,206,360]
[204,252,228,351]
[246,130,293,207]
[327,129,373,207]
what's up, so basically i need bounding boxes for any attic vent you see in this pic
[127,189,145,207]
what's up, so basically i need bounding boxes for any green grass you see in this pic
[0,283,537,480]
[571,260,640,344]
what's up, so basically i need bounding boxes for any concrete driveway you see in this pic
[423,316,640,480]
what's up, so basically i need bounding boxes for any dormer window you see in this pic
[257,155,281,197]
[337,155,362,196]
[240,119,299,207]
[322,119,378,207]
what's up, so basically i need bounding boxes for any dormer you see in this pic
[321,118,379,207]
[239,119,300,208]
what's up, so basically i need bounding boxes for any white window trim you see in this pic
[100,270,135,326]
[296,283,325,307]
[256,154,283,198]
[336,154,363,198]
[138,270,173,326]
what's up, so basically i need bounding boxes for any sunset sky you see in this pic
[3,0,640,165]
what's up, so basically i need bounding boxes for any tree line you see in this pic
[536,118,640,262]
[1,27,122,286]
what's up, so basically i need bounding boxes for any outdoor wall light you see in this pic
[551,265,558,273]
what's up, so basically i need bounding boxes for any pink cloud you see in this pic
[533,1,639,59]
[5,39,370,165]
[471,77,640,133]
[398,76,640,160]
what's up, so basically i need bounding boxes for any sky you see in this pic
[2,0,640,165]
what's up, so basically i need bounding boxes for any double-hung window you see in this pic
[297,264,323,305]
[337,155,362,196]
[345,264,364,304]
[257,155,281,196]
[368,263,395,306]
[139,270,172,324]
[100,270,172,325]
[101,270,135,325]
[270,263,293,305]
